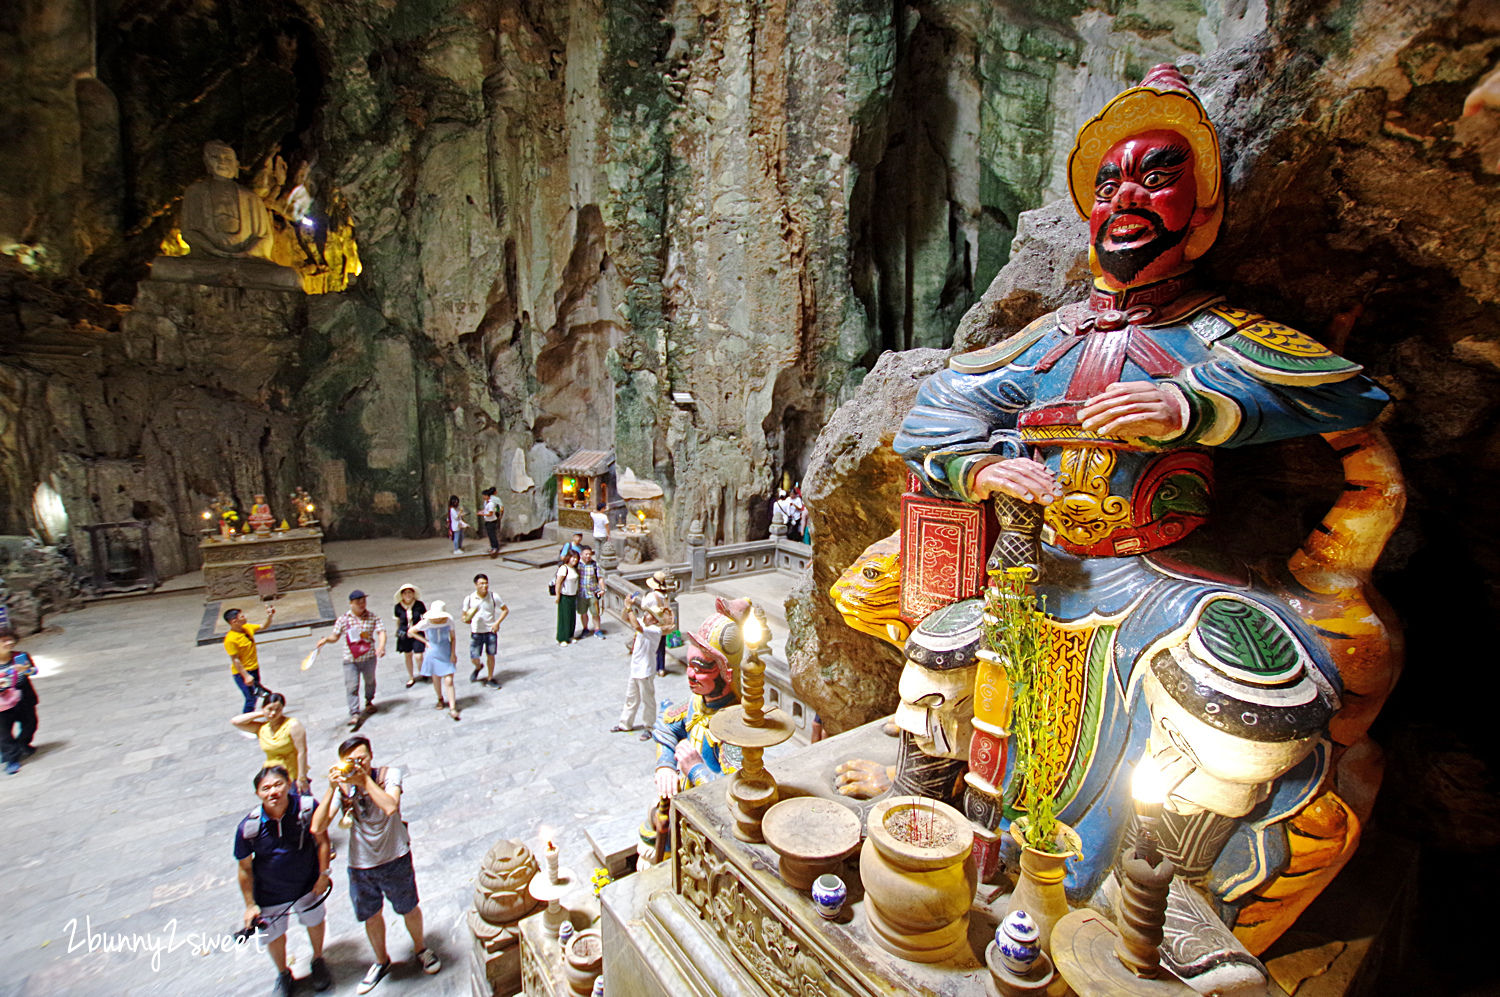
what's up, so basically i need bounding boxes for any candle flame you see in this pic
[1131,756,1167,808]
[743,611,767,648]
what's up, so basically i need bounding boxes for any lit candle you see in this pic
[544,840,559,883]
[1115,757,1173,978]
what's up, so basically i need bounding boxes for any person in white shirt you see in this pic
[461,574,508,687]
[479,488,504,556]
[590,501,610,544]
[611,595,671,739]
[642,572,672,677]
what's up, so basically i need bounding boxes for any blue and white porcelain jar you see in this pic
[810,874,847,919]
[996,909,1041,974]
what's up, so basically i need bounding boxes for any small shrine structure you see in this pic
[554,450,616,533]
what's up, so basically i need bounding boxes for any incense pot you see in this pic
[860,795,978,964]
[562,928,603,995]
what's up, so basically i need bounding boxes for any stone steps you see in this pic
[0,329,110,360]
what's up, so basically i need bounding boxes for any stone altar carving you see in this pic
[152,141,301,291]
[834,63,1404,990]
[198,526,326,600]
[469,839,543,995]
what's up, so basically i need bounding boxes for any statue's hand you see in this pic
[971,458,1060,504]
[654,766,681,799]
[834,758,895,799]
[1079,381,1186,440]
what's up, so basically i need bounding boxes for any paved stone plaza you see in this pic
[0,547,791,997]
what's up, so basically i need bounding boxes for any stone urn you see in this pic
[562,927,603,995]
[1006,816,1082,956]
[860,796,978,964]
[467,839,542,996]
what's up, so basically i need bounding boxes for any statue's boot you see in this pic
[1158,877,1268,994]
[1230,789,1360,956]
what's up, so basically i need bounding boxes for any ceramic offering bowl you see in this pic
[996,909,1042,974]
[761,797,862,890]
[811,874,848,919]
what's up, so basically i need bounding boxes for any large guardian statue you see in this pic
[837,64,1404,990]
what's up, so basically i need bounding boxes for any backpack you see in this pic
[242,793,318,851]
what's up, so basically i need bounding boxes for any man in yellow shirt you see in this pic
[225,604,277,711]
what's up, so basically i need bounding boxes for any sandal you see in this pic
[405,678,417,688]
[449,710,461,721]
[434,700,448,710]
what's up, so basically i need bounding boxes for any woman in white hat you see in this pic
[408,600,460,720]
[393,583,426,688]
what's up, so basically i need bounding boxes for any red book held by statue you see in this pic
[898,473,998,627]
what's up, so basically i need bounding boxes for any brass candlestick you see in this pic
[708,606,794,842]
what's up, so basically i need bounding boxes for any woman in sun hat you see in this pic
[409,600,460,721]
[392,583,426,688]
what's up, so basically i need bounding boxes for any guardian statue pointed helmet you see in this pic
[1067,64,1224,265]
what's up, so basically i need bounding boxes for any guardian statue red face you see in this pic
[1089,129,1210,288]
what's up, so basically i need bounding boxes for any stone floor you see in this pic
[0,548,799,997]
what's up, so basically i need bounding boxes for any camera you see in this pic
[234,916,268,941]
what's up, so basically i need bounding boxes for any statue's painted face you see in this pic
[1089,129,1205,287]
[894,661,977,760]
[686,656,730,698]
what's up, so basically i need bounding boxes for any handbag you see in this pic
[345,624,373,659]
[548,580,557,596]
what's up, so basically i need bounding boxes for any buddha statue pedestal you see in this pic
[150,253,302,291]
[600,720,1404,997]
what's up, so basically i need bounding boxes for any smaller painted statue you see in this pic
[638,606,744,864]
[247,494,275,535]
[834,598,982,805]
[291,486,317,527]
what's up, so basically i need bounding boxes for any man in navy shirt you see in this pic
[235,765,333,996]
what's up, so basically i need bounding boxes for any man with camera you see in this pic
[234,765,333,996]
[313,735,441,993]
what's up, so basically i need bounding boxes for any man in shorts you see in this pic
[235,765,333,996]
[225,603,277,711]
[461,573,508,687]
[314,736,440,993]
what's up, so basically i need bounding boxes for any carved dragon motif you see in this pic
[828,531,908,648]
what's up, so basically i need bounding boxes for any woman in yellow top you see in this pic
[231,693,310,793]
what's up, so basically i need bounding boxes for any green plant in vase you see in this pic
[982,566,1062,851]
[985,565,1079,953]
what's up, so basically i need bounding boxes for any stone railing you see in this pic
[598,528,815,743]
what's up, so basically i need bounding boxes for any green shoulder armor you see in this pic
[949,314,1055,374]
[1187,305,1363,385]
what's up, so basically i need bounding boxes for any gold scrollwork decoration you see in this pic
[1044,445,1134,547]
[674,818,855,997]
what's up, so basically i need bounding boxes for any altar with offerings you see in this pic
[198,526,327,600]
